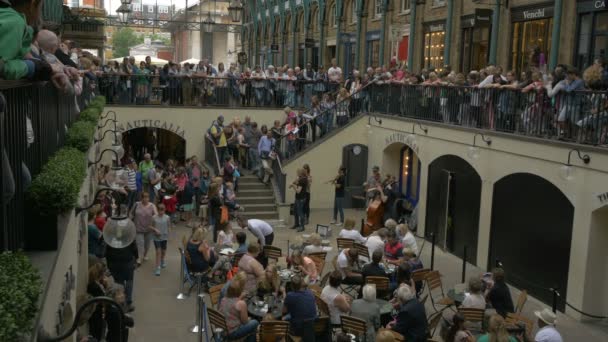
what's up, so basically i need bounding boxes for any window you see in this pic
[423,31,445,72]
[159,7,168,14]
[148,6,154,13]
[351,1,357,24]
[401,0,410,13]
[374,0,383,19]
[331,4,337,27]
[133,4,142,12]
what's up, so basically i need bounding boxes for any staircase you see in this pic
[237,173,279,220]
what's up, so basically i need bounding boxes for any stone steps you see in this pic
[236,174,279,220]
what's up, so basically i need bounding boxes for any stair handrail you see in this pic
[205,134,222,176]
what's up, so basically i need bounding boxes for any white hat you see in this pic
[534,308,557,325]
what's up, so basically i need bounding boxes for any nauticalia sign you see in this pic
[117,120,186,138]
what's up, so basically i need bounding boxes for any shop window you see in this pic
[367,40,380,67]
[375,0,383,19]
[400,146,420,204]
[331,4,337,27]
[401,0,411,13]
[511,18,552,73]
[423,31,445,72]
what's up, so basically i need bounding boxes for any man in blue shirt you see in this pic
[283,275,317,340]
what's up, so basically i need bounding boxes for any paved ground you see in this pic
[127,208,608,341]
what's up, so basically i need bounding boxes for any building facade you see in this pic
[241,0,606,73]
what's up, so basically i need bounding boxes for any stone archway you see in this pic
[120,125,186,165]
[489,172,574,311]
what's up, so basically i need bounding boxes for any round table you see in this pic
[447,289,466,305]
[376,299,395,327]
[247,298,283,320]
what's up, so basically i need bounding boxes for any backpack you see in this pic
[207,121,222,144]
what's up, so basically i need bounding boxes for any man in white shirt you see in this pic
[478,65,507,87]
[365,228,388,257]
[327,58,342,91]
[533,309,563,342]
[337,248,363,285]
[236,216,274,247]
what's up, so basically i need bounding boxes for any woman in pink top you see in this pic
[291,249,318,284]
[237,243,265,293]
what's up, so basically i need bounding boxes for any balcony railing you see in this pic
[0,81,92,251]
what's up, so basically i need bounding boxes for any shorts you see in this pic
[181,203,194,212]
[154,240,168,250]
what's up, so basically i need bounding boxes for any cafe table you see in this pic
[247,297,284,320]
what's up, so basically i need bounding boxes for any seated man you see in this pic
[283,275,317,340]
[362,249,388,280]
[486,268,514,318]
[337,247,363,286]
[389,285,427,342]
[384,230,404,264]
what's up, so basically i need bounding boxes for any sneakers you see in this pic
[154,267,161,276]
[143,256,149,261]
[335,222,343,226]
[136,259,142,267]
[330,220,337,224]
[161,260,167,268]
[296,227,305,232]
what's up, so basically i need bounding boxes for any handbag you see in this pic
[220,205,229,224]
[233,168,241,178]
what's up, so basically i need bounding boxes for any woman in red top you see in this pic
[384,230,404,264]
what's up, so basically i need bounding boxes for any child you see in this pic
[162,189,178,224]
[151,203,171,276]
[93,204,107,231]
[105,285,134,342]
[224,182,241,211]
[217,224,235,249]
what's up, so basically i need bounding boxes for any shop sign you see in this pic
[427,23,445,32]
[366,30,382,41]
[339,33,356,44]
[577,0,607,12]
[462,9,492,28]
[274,6,279,14]
[271,44,280,52]
[305,38,315,48]
[593,191,608,210]
[512,6,554,22]
[298,43,305,49]
[384,132,420,155]
[118,120,186,138]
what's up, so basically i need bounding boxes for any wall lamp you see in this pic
[89,149,128,189]
[468,133,492,160]
[413,123,428,135]
[100,110,117,120]
[366,115,382,135]
[559,149,591,181]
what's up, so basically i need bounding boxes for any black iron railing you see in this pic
[1,81,90,251]
[271,154,287,203]
[204,134,221,176]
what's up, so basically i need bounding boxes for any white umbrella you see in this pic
[180,58,200,65]
[108,55,169,66]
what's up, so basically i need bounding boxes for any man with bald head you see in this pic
[35,29,76,93]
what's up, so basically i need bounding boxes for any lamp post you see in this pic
[203,13,216,33]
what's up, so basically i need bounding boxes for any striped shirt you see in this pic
[127,169,137,191]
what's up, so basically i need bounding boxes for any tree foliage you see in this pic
[112,27,142,58]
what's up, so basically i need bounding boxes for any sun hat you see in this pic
[534,308,557,325]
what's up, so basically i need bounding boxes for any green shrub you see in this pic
[0,252,42,341]
[27,147,87,216]
[91,95,106,106]
[66,121,96,152]
[79,107,102,123]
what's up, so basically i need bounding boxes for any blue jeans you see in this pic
[227,319,259,342]
[333,196,344,223]
[148,184,156,203]
[254,88,264,105]
[287,140,297,158]
[325,111,335,133]
[286,91,296,107]
[294,198,306,229]
[248,148,259,171]
[127,189,139,210]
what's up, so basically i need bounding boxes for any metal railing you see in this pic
[97,74,341,108]
[271,153,287,203]
[1,81,90,251]
[204,134,221,176]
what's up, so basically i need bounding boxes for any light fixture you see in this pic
[89,149,128,190]
[228,0,243,22]
[116,0,132,24]
[101,110,117,120]
[468,133,492,160]
[559,149,591,181]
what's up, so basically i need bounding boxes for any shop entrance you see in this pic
[461,26,490,73]
[123,127,186,165]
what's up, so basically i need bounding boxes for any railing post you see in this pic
[197,293,209,342]
[551,287,559,313]
[430,233,436,271]
[461,245,467,284]
[190,275,204,333]
[177,249,187,300]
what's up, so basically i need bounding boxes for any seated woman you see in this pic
[445,312,475,342]
[384,230,404,264]
[338,218,367,243]
[257,264,284,298]
[476,314,517,342]
[291,249,318,284]
[351,284,381,342]
[389,285,427,342]
[302,233,324,255]
[186,228,217,274]
[321,271,352,326]
[440,277,486,338]
[238,242,265,294]
[397,223,418,256]
[218,281,260,342]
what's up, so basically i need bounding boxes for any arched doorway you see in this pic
[123,127,186,165]
[382,142,422,224]
[341,143,368,208]
[425,155,481,263]
[489,173,574,311]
